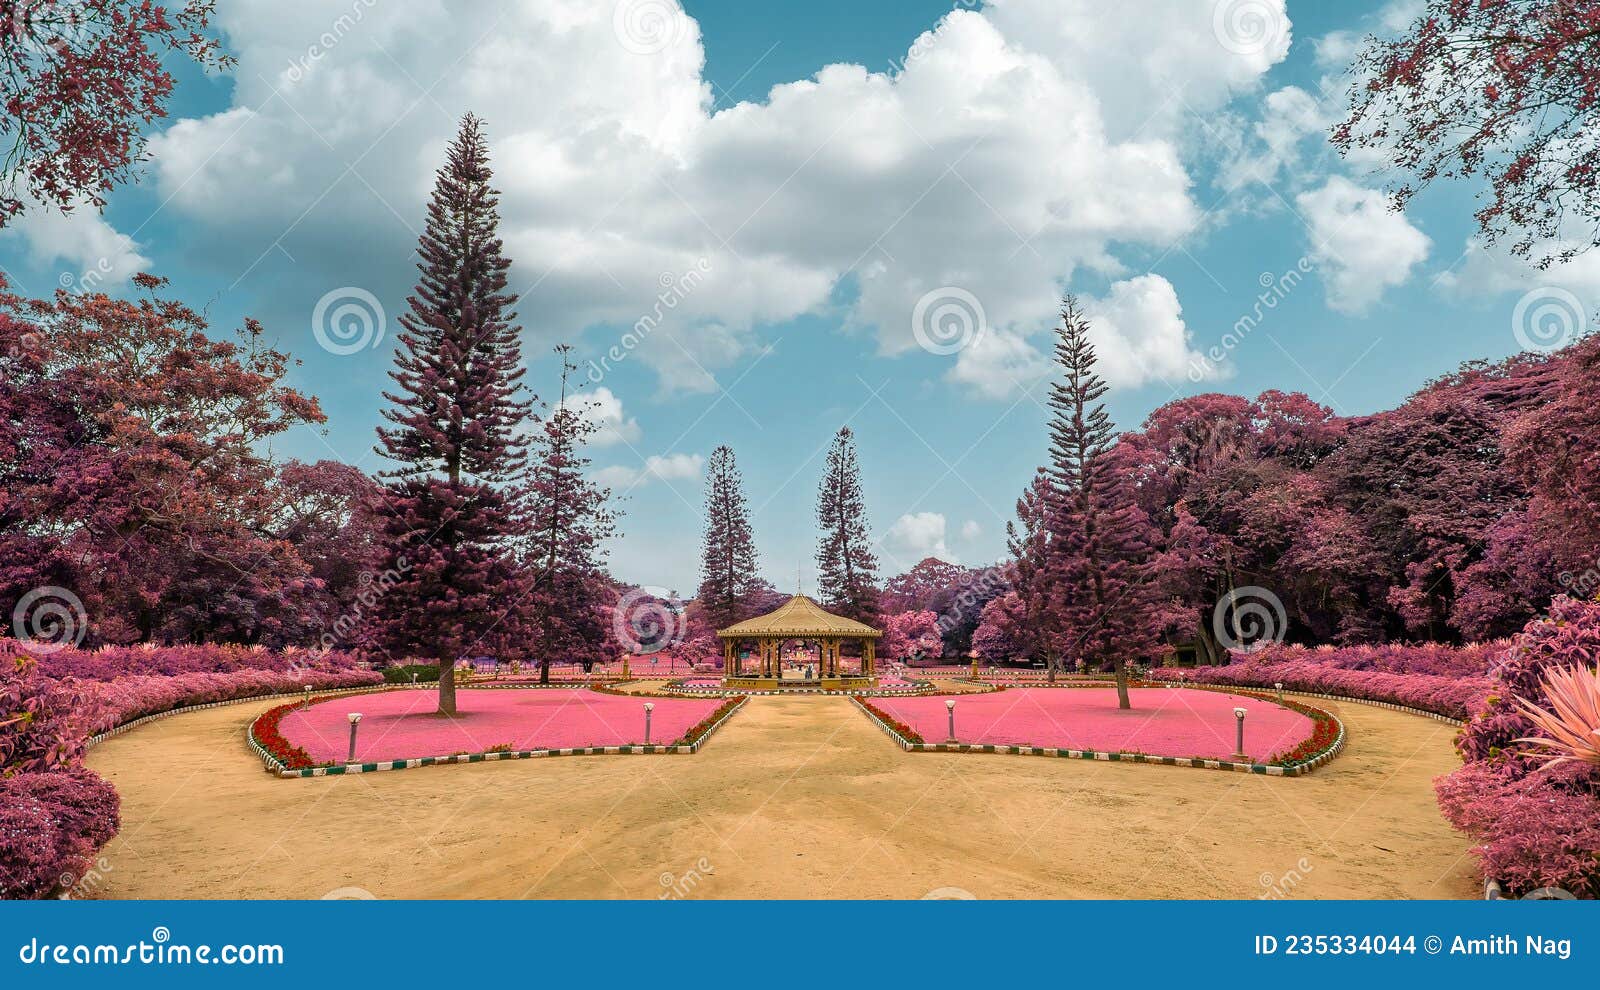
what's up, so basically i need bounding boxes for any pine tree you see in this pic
[1006,469,1063,680]
[815,427,881,625]
[517,345,618,682]
[1044,296,1159,709]
[369,113,531,716]
[696,445,761,631]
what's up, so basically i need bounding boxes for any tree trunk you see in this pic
[437,662,457,716]
[1196,618,1222,667]
[539,656,550,685]
[1113,657,1131,710]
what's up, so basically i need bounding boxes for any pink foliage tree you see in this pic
[880,610,942,661]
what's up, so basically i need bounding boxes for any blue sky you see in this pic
[1,0,1591,595]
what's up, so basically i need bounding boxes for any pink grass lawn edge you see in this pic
[869,687,1314,761]
[277,688,725,763]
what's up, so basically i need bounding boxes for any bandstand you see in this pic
[717,595,882,691]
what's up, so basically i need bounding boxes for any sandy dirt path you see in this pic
[84,687,1480,899]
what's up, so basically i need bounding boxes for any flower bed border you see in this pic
[247,694,748,778]
[849,691,1347,777]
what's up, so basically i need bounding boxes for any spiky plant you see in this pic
[1514,665,1600,767]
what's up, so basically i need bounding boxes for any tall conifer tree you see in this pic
[815,427,880,625]
[1044,296,1159,708]
[697,445,760,631]
[518,345,618,682]
[370,113,531,715]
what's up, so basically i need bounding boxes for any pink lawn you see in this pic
[278,689,725,762]
[870,687,1314,761]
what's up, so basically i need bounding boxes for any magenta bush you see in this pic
[1152,661,1493,721]
[84,667,384,734]
[1435,597,1600,897]
[0,767,120,900]
[0,640,367,682]
[0,656,98,774]
[1435,761,1600,898]
[1223,641,1504,678]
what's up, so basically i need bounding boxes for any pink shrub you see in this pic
[1224,640,1503,678]
[0,656,98,773]
[1435,761,1600,898]
[0,767,120,900]
[1436,597,1600,896]
[0,640,368,682]
[83,667,384,734]
[1153,660,1493,721]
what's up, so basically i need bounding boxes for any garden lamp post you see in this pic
[1233,707,1247,761]
[644,702,655,744]
[302,685,312,707]
[1274,682,1283,703]
[946,698,957,743]
[347,712,363,763]
[410,671,417,685]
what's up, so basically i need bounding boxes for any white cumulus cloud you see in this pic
[133,0,1288,399]
[1297,177,1430,314]
[593,451,704,490]
[885,511,955,565]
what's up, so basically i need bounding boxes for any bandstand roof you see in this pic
[716,595,881,639]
